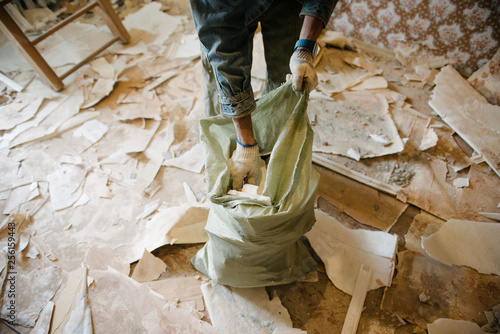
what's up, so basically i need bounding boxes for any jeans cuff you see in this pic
[220,88,256,118]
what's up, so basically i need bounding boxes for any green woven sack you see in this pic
[191,81,319,287]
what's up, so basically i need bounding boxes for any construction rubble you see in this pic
[0,0,499,333]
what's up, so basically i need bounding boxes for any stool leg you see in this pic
[95,0,130,44]
[0,6,64,91]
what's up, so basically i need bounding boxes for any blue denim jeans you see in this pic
[191,0,336,118]
[199,0,303,117]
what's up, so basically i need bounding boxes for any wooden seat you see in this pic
[0,0,130,91]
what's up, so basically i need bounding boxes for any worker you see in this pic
[189,0,337,190]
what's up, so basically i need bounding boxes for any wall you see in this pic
[328,0,500,74]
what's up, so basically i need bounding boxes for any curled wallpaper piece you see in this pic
[422,219,500,276]
[88,268,220,333]
[146,276,204,309]
[163,143,204,174]
[404,212,445,255]
[419,127,438,151]
[131,249,167,283]
[201,282,296,334]
[31,301,55,334]
[350,76,388,91]
[0,256,63,327]
[464,100,500,135]
[82,78,116,109]
[306,210,397,295]
[47,165,87,211]
[90,57,115,79]
[119,203,209,263]
[63,267,93,334]
[122,2,186,46]
[429,65,500,177]
[51,267,86,334]
[427,319,485,334]
[84,246,130,276]
[0,96,42,131]
[9,92,84,148]
[74,119,109,144]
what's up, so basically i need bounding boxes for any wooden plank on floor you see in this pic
[314,164,408,232]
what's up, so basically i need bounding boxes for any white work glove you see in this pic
[228,141,261,191]
[289,49,318,93]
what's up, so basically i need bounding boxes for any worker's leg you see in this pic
[259,0,303,95]
[200,46,221,117]
[199,21,258,118]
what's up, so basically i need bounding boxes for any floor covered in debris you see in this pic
[1,0,499,333]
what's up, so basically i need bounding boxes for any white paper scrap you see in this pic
[163,143,204,173]
[47,165,87,211]
[62,267,92,334]
[427,319,484,334]
[136,198,162,221]
[452,177,469,188]
[464,100,500,135]
[0,96,42,131]
[74,193,90,208]
[350,76,388,91]
[368,133,392,146]
[120,204,209,263]
[347,148,361,161]
[9,92,84,148]
[174,34,201,59]
[419,127,438,151]
[227,184,272,205]
[90,57,115,79]
[122,2,186,46]
[422,219,500,276]
[82,78,115,109]
[31,301,54,334]
[183,182,198,203]
[74,119,109,144]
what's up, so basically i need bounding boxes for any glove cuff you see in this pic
[294,39,317,60]
[236,139,258,148]
[234,142,260,160]
[294,39,316,54]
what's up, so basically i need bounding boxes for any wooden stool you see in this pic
[0,0,130,91]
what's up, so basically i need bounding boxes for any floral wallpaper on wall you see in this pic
[327,0,500,74]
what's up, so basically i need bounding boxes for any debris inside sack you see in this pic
[227,184,272,205]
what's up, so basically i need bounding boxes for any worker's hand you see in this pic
[289,49,318,92]
[228,141,261,191]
